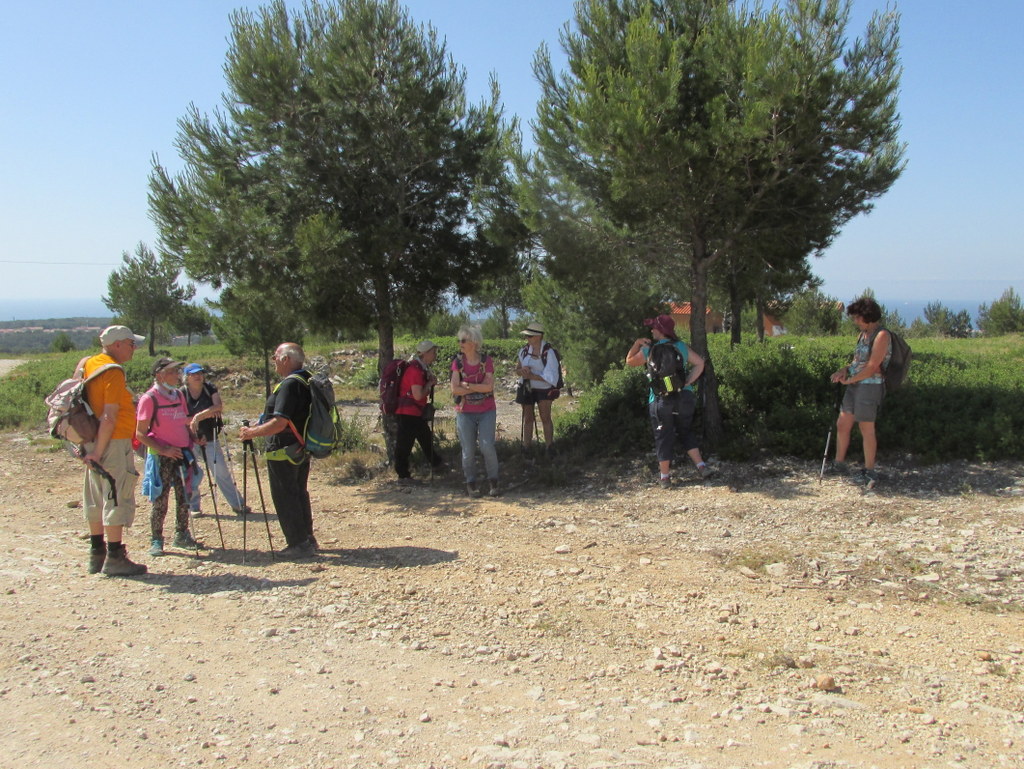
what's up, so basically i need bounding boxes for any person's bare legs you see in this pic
[537,398,554,447]
[859,421,877,470]
[835,411,855,462]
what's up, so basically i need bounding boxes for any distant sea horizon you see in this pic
[1,296,991,325]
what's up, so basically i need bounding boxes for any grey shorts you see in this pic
[841,382,884,422]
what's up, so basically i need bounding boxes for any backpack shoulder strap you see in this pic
[83,362,123,385]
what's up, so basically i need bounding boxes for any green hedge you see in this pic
[709,334,1024,461]
[7,335,1022,463]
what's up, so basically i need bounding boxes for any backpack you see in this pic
[181,381,224,441]
[379,358,410,415]
[646,341,686,396]
[286,372,342,459]
[870,327,913,392]
[520,342,565,390]
[45,363,123,448]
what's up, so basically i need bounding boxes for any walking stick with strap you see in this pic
[241,420,275,560]
[199,444,226,550]
[240,430,249,563]
[178,458,200,557]
[819,383,844,483]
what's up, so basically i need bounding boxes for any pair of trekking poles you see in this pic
[193,420,275,562]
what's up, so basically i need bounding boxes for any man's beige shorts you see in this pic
[82,439,138,527]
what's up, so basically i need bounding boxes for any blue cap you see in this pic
[183,363,205,375]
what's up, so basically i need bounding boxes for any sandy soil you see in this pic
[1,414,1022,769]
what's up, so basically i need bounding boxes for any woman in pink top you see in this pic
[135,358,200,556]
[450,325,499,497]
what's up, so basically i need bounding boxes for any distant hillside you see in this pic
[0,317,110,354]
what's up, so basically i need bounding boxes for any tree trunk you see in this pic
[148,317,156,357]
[729,289,743,346]
[756,301,766,343]
[690,246,724,451]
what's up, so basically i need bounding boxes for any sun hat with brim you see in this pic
[519,321,545,336]
[643,314,676,337]
[152,358,184,376]
[99,325,145,346]
[415,340,438,354]
[183,363,206,375]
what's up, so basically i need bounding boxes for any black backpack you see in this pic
[870,327,913,391]
[646,341,686,396]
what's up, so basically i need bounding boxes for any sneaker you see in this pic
[486,479,501,497]
[102,549,148,577]
[149,538,165,557]
[697,464,716,481]
[232,505,252,516]
[397,477,421,487]
[279,540,316,559]
[172,530,200,549]
[466,481,482,498]
[864,469,879,489]
[88,549,106,574]
[659,476,672,489]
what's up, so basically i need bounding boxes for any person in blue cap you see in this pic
[181,363,249,516]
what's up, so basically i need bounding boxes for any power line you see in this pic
[0,260,118,266]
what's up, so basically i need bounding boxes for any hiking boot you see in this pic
[697,464,716,481]
[88,549,106,574]
[825,460,850,476]
[466,481,482,498]
[659,477,672,489]
[863,469,880,489]
[486,479,501,497]
[149,538,165,557]
[279,540,316,559]
[173,530,200,549]
[232,505,252,516]
[397,477,421,487]
[102,549,148,577]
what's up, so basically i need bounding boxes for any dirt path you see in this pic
[1,430,1022,769]
[0,359,26,377]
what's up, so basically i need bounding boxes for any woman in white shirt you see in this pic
[514,321,561,456]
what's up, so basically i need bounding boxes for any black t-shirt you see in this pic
[263,370,312,452]
[182,382,223,442]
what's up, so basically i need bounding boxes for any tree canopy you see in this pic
[103,242,196,356]
[527,0,905,444]
[149,0,520,367]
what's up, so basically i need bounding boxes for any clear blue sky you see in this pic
[2,0,1021,320]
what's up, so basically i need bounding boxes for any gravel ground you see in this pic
[1,425,1022,769]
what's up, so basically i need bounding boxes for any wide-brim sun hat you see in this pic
[519,321,545,336]
[152,357,185,376]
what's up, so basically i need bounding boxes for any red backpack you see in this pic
[378,359,410,415]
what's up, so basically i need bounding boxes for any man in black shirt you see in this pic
[238,343,315,558]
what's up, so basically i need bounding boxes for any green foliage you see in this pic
[150,0,520,366]
[978,287,1024,335]
[556,366,650,457]
[49,333,76,353]
[914,301,974,338]
[104,242,196,356]
[710,334,1024,462]
[782,288,844,336]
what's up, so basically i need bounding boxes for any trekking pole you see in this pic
[241,420,275,560]
[819,383,843,483]
[240,430,249,563]
[199,444,226,550]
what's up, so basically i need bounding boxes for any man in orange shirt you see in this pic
[82,325,148,576]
